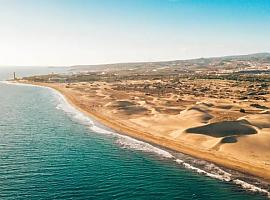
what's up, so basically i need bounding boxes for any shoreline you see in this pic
[14,81,270,183]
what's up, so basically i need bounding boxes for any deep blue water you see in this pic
[0,75,269,199]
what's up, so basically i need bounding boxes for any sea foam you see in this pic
[233,179,270,196]
[115,135,174,158]
[176,159,231,181]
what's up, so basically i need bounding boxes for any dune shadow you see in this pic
[185,121,257,138]
[220,136,238,143]
[112,100,150,115]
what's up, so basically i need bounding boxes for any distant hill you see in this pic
[69,52,270,72]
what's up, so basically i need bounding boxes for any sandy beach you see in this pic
[19,80,270,182]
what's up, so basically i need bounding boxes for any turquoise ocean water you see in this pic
[0,68,269,199]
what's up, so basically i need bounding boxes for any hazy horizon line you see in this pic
[0,51,269,68]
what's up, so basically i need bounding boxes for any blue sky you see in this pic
[0,0,270,66]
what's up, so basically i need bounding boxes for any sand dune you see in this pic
[183,106,213,122]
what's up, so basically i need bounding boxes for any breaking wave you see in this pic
[176,159,231,181]
[233,179,270,196]
[175,159,270,197]
[115,135,174,158]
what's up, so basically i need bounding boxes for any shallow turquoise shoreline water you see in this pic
[0,82,268,200]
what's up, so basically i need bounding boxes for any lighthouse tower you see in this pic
[13,72,16,80]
